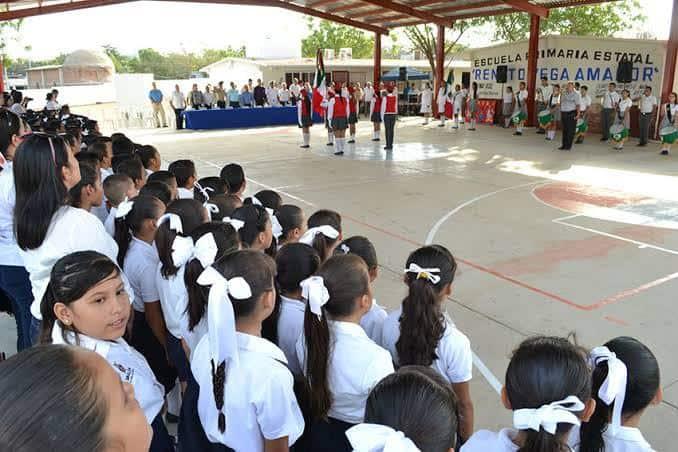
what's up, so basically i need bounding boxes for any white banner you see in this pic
[469,35,665,100]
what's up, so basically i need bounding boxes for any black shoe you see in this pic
[513,131,522,136]
[438,124,445,127]
[371,138,380,142]
[575,137,583,144]
[300,144,310,148]
[326,142,333,146]
[384,146,392,150]
[468,128,476,131]
[558,146,570,150]
[334,151,344,156]
[600,137,607,141]
[347,139,355,144]
[536,129,546,134]
[661,150,669,155]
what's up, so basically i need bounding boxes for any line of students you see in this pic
[0,126,664,452]
[297,81,399,155]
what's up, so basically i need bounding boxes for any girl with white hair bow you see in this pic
[191,250,304,451]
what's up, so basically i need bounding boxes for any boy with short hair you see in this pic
[168,159,197,199]
[102,174,138,236]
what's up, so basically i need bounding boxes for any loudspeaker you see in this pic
[399,67,407,81]
[461,72,471,87]
[616,60,633,84]
[496,65,508,84]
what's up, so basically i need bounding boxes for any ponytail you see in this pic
[155,199,207,278]
[211,359,227,433]
[307,209,342,262]
[113,216,132,267]
[396,245,456,367]
[113,195,164,267]
[303,303,332,420]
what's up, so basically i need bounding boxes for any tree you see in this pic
[492,0,645,42]
[301,19,374,58]
[0,20,23,69]
[103,45,133,73]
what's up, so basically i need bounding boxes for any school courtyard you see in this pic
[2,117,677,448]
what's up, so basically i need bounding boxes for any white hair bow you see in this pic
[513,396,585,435]
[404,263,441,284]
[299,225,339,246]
[157,213,184,234]
[223,217,245,231]
[271,213,283,240]
[172,232,218,268]
[115,197,134,219]
[195,181,214,200]
[340,243,350,254]
[300,276,329,319]
[204,202,220,221]
[590,346,627,429]
[196,266,252,427]
[346,424,420,452]
[250,195,263,207]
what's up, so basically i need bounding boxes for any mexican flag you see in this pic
[312,48,327,116]
[444,70,454,95]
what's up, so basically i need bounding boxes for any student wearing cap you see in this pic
[381,83,398,151]
[637,86,658,147]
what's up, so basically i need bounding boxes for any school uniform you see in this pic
[51,324,174,452]
[381,91,398,150]
[536,84,552,132]
[328,95,349,155]
[420,88,433,114]
[600,426,656,452]
[437,87,447,125]
[155,264,190,382]
[369,96,382,141]
[0,164,34,350]
[276,295,305,376]
[124,237,177,392]
[104,206,117,236]
[178,187,194,199]
[502,92,514,125]
[297,90,313,148]
[601,90,621,140]
[21,206,119,321]
[460,429,520,452]
[638,94,658,145]
[193,332,305,451]
[348,92,359,125]
[380,307,473,385]
[359,299,387,344]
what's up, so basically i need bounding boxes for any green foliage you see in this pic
[492,0,646,42]
[301,19,374,58]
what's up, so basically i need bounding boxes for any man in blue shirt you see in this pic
[148,82,168,128]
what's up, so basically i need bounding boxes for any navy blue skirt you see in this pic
[151,413,176,452]
[178,374,232,452]
[305,417,354,452]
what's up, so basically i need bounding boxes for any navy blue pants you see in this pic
[0,265,34,351]
[151,413,176,452]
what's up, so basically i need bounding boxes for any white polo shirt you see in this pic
[639,94,658,114]
[602,90,621,108]
[0,165,22,267]
[619,98,633,115]
[381,307,473,384]
[296,320,394,424]
[51,325,164,423]
[540,84,553,103]
[580,95,592,113]
[360,299,387,344]
[193,332,304,451]
[178,187,194,199]
[123,237,160,312]
[461,429,520,452]
[276,295,306,376]
[171,91,186,109]
[21,206,119,319]
[155,264,188,339]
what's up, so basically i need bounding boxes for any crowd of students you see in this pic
[0,107,665,451]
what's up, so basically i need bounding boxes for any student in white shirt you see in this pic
[154,200,209,389]
[168,159,197,199]
[513,81,528,136]
[419,82,433,125]
[451,84,466,129]
[380,244,474,442]
[437,84,448,127]
[13,134,118,332]
[274,242,320,375]
[103,174,137,236]
[296,254,394,451]
[0,110,33,351]
[39,251,171,451]
[192,250,305,451]
[545,85,561,141]
[502,86,515,129]
[297,87,314,148]
[577,337,661,452]
[138,144,162,175]
[0,344,153,452]
[301,209,343,262]
[601,82,622,141]
[230,204,273,252]
[116,157,148,191]
[637,86,658,147]
[369,89,383,141]
[114,194,176,393]
[659,92,678,155]
[334,236,386,344]
[275,204,307,248]
[468,82,479,131]
[612,89,633,150]
[575,85,592,144]
[461,336,595,452]
[346,366,459,452]
[69,162,104,213]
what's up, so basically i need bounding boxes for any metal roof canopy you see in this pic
[0,0,620,33]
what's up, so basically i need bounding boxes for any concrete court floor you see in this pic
[3,115,678,449]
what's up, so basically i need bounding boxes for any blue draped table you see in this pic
[183,106,322,130]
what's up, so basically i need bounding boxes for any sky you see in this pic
[5,0,674,61]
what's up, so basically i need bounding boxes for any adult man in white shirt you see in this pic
[362,82,374,116]
[559,82,581,151]
[600,82,621,141]
[169,85,186,130]
[637,86,658,147]
[289,78,301,104]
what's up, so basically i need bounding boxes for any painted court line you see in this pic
[590,271,678,310]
